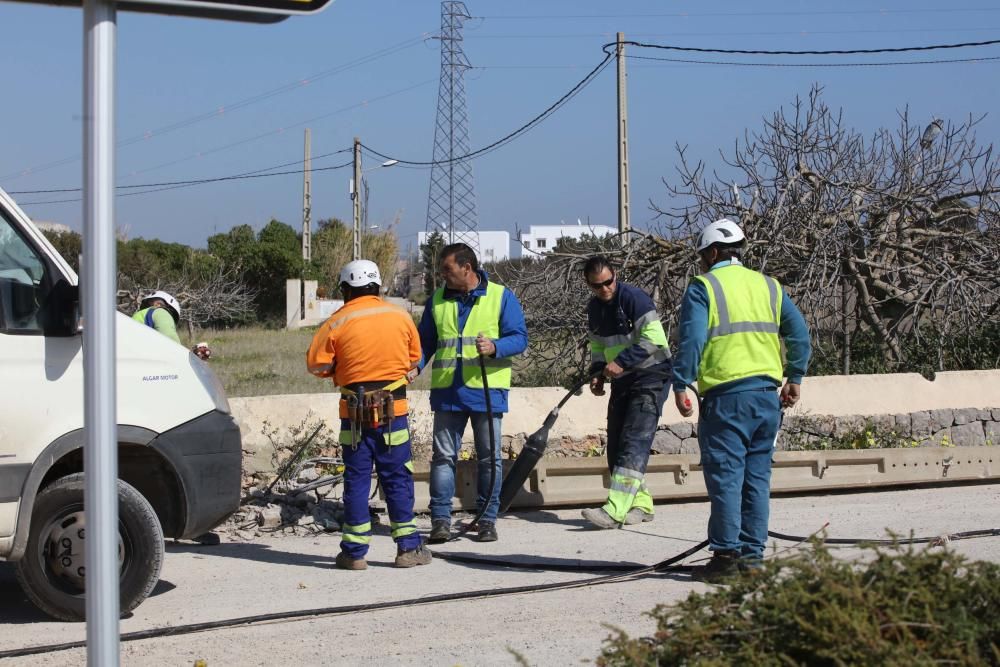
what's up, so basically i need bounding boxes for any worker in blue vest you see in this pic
[673,218,811,581]
[581,256,672,529]
[415,243,528,544]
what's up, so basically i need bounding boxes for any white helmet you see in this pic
[696,218,746,253]
[339,259,382,287]
[141,290,181,322]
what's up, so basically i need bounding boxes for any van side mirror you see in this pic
[42,280,81,336]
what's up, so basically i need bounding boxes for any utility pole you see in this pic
[302,128,311,263]
[616,31,631,244]
[352,136,362,260]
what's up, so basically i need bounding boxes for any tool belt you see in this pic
[339,379,407,447]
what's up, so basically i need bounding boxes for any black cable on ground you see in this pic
[429,551,656,572]
[430,525,1000,572]
[0,539,709,659]
[766,527,1000,545]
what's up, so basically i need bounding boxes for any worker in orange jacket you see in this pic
[307,260,431,570]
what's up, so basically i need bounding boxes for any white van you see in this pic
[0,186,241,621]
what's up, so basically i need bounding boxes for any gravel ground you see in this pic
[1,482,998,666]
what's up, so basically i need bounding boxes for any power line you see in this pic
[479,8,1000,20]
[627,54,1000,68]
[16,159,353,206]
[1,33,434,183]
[115,78,435,180]
[470,27,1000,39]
[9,149,352,195]
[607,37,1000,57]
[362,52,614,167]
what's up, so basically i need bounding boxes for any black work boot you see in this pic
[428,519,451,544]
[477,520,498,542]
[693,550,741,583]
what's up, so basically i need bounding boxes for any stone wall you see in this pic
[230,370,1000,472]
[647,407,1000,457]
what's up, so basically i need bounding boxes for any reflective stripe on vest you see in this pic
[588,307,671,369]
[694,264,783,393]
[430,281,512,389]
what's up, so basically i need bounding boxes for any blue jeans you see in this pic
[430,411,503,524]
[698,389,781,560]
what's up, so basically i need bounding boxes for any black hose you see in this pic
[499,371,602,512]
[0,539,708,659]
[430,526,1000,571]
[766,527,1000,545]
[451,353,497,540]
[5,524,998,658]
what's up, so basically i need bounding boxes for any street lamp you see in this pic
[351,142,398,260]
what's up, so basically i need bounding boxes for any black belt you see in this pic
[343,381,406,399]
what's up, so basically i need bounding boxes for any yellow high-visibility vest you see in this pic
[694,264,783,393]
[430,281,512,389]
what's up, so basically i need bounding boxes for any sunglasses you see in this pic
[587,277,615,290]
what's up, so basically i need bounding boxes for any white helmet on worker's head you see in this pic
[339,259,382,288]
[141,290,180,323]
[696,218,746,253]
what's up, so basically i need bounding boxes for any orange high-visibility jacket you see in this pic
[306,295,420,390]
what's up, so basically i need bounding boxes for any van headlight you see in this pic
[190,356,231,414]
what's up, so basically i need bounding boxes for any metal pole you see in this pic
[302,128,311,263]
[616,31,631,244]
[352,137,361,260]
[83,0,120,663]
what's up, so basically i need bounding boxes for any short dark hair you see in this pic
[341,283,380,301]
[702,242,744,262]
[440,243,478,272]
[582,255,615,278]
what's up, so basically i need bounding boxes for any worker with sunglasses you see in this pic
[580,255,672,529]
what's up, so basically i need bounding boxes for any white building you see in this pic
[518,223,617,257]
[417,230,510,263]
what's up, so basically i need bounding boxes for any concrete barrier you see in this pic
[230,370,1000,473]
[415,446,999,512]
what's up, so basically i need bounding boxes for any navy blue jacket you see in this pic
[417,270,528,413]
[587,281,672,388]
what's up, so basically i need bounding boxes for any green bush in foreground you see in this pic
[598,540,1000,666]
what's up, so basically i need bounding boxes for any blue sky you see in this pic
[2,0,999,254]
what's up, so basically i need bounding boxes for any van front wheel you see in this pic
[15,473,164,622]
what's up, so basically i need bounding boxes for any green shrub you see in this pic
[781,416,914,451]
[598,540,1000,666]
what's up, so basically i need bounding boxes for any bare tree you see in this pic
[492,231,693,385]
[118,267,258,338]
[655,86,1000,374]
[499,87,1000,383]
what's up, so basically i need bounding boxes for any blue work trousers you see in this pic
[698,389,781,560]
[429,411,503,524]
[340,415,421,558]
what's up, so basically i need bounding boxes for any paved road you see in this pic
[2,482,999,666]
